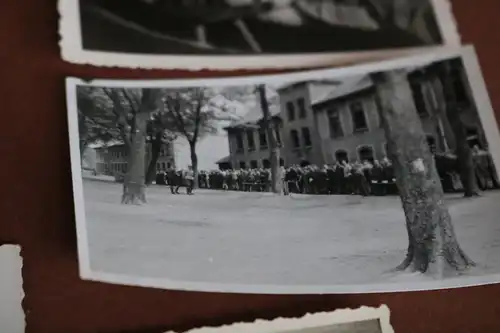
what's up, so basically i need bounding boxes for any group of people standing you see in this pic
[155,147,500,197]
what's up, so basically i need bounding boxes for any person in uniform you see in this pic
[184,166,195,195]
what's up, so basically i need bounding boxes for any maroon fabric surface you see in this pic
[1,1,500,332]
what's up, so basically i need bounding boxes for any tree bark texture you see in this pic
[372,70,474,277]
[122,89,160,205]
[436,61,480,197]
[189,141,199,189]
[258,84,281,194]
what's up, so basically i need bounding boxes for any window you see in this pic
[335,150,349,163]
[239,161,246,169]
[250,160,258,169]
[328,108,344,138]
[290,129,300,148]
[279,158,285,167]
[301,127,312,147]
[235,133,244,152]
[263,159,271,168]
[157,163,161,171]
[167,163,172,169]
[358,146,375,163]
[287,101,295,121]
[247,130,255,151]
[410,80,429,117]
[259,128,268,149]
[162,162,166,170]
[350,101,368,132]
[297,98,307,119]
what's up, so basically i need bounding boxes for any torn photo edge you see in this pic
[164,305,393,333]
[66,44,500,294]
[0,245,25,333]
[58,0,461,71]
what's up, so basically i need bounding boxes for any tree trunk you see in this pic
[372,70,474,277]
[121,89,160,205]
[437,62,480,197]
[189,141,199,189]
[145,133,162,185]
[258,84,281,193]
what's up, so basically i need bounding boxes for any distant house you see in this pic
[91,141,175,175]
[215,155,232,171]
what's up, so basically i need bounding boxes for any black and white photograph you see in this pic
[67,46,500,294]
[59,0,460,70]
[164,306,392,333]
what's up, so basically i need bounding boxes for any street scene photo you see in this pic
[59,0,458,69]
[68,47,500,293]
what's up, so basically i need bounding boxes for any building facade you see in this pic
[93,141,175,175]
[225,115,285,170]
[220,58,487,169]
[311,59,487,165]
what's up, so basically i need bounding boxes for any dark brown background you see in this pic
[1,1,500,332]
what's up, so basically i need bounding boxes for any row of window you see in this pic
[286,97,307,122]
[235,127,282,153]
[156,162,173,171]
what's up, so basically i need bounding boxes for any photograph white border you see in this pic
[164,306,392,333]
[67,45,500,294]
[58,0,461,71]
[0,245,25,333]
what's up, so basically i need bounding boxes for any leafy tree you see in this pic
[76,86,120,159]
[101,87,163,204]
[145,111,178,185]
[162,87,220,188]
[372,69,474,277]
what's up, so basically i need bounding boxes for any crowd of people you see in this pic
[155,148,500,196]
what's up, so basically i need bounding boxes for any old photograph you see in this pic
[165,306,392,333]
[67,46,500,293]
[58,0,460,70]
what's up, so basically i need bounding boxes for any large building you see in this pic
[91,141,175,175]
[223,103,285,170]
[221,58,487,169]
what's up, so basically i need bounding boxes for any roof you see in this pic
[216,155,231,164]
[312,75,374,107]
[225,101,281,130]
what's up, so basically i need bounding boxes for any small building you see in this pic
[92,141,175,175]
[215,155,232,171]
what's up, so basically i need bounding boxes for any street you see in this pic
[82,179,500,288]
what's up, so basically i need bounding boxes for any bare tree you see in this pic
[372,69,474,277]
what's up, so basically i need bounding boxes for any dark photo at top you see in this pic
[79,0,445,55]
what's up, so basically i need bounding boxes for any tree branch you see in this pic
[167,93,190,140]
